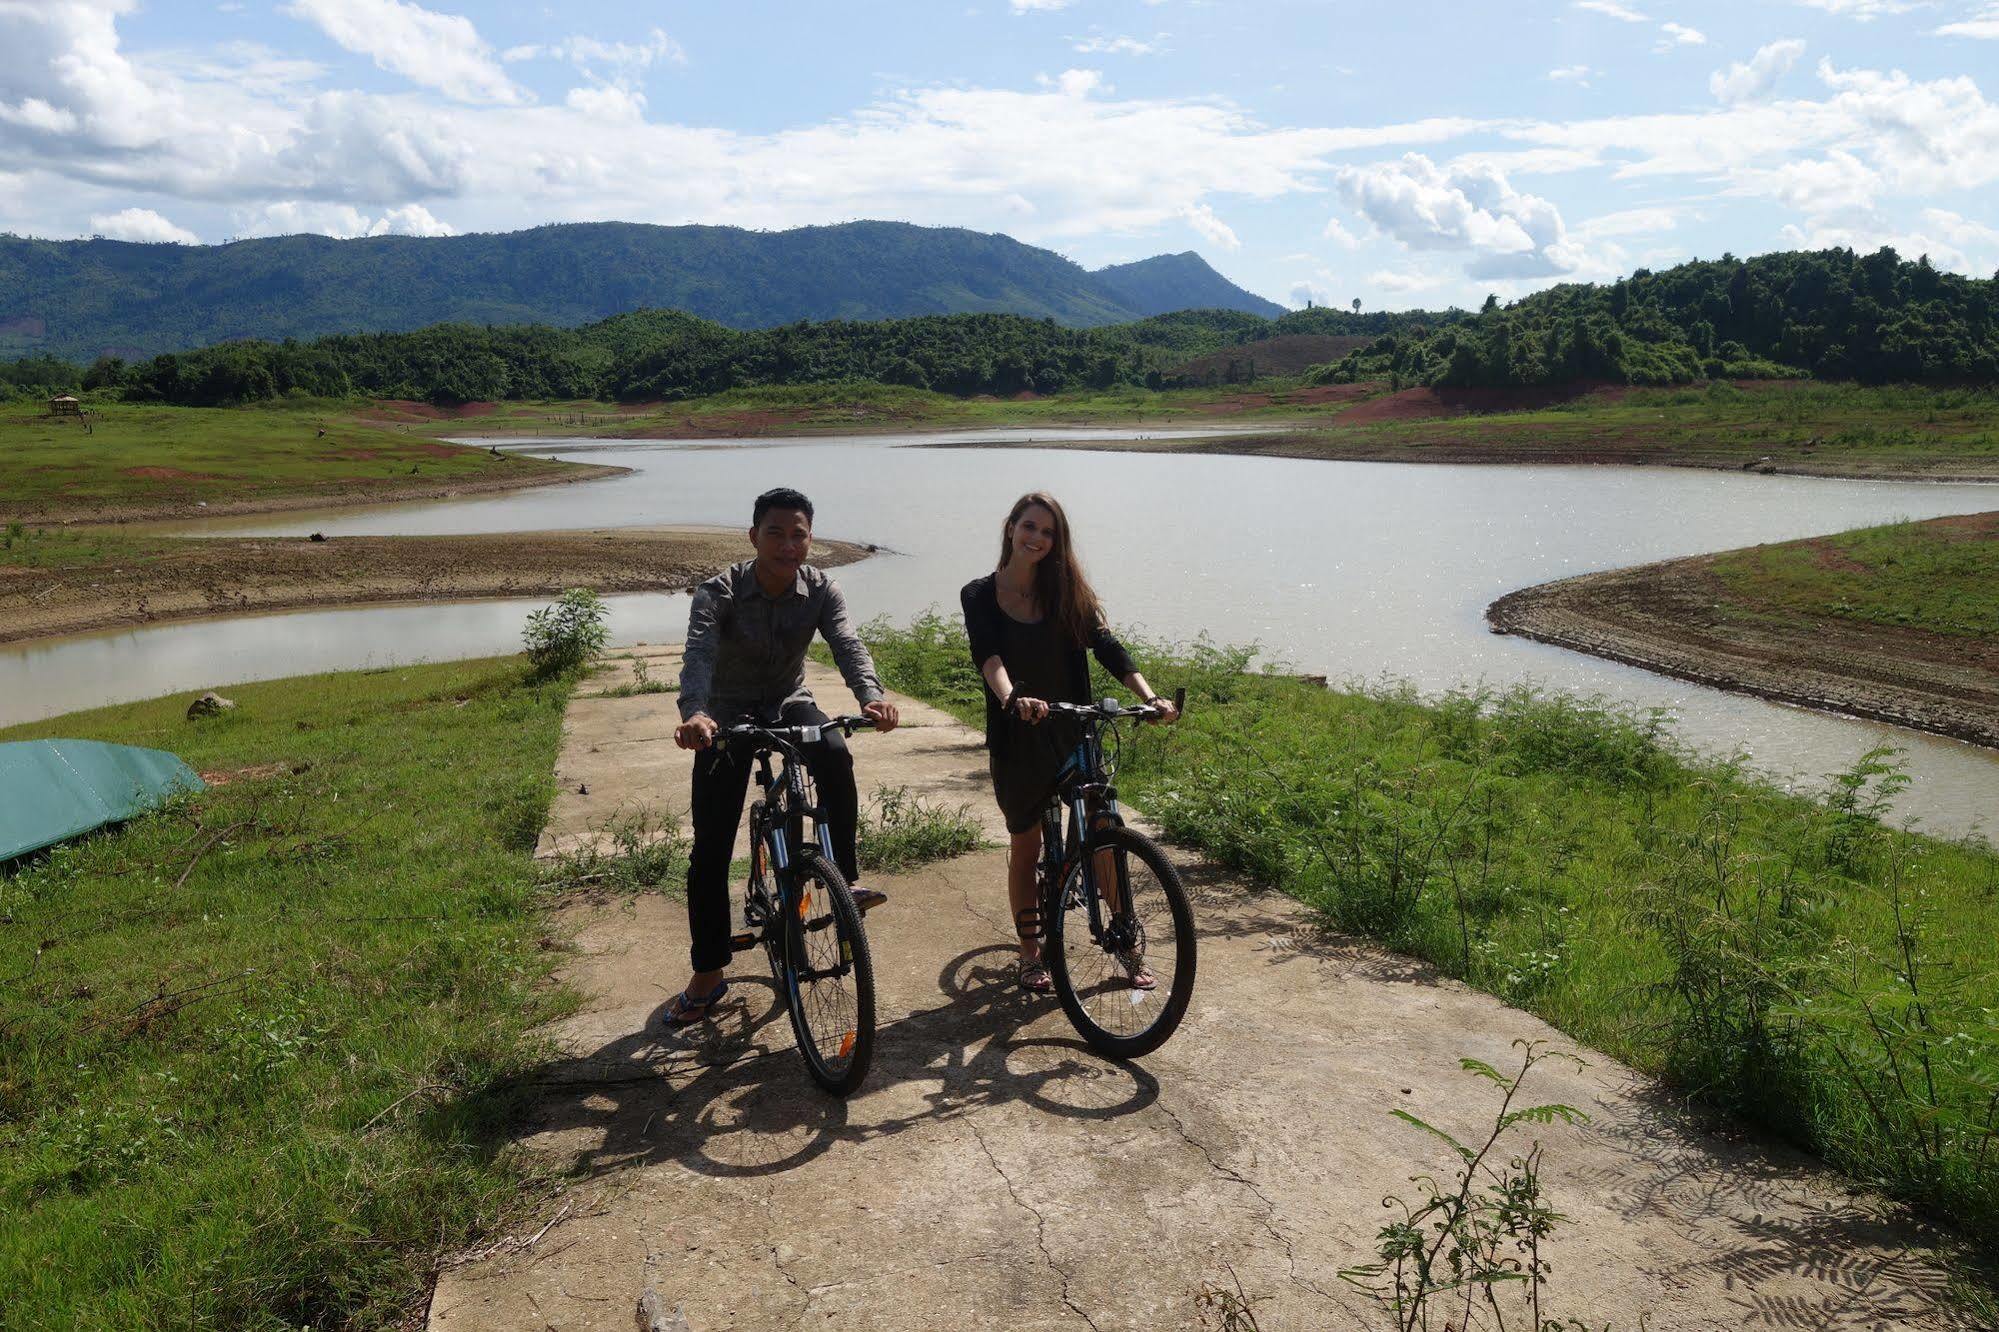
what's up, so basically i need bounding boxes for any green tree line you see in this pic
[1311,247,1999,390]
[2,308,1292,407]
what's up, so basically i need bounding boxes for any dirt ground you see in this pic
[0,530,863,646]
[6,459,631,526]
[1488,556,1999,750]
[424,649,1968,1332]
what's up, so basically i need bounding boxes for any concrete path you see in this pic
[433,647,1965,1332]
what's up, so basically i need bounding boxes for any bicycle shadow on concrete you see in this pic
[509,942,1161,1185]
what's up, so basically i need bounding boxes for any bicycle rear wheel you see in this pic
[778,849,876,1096]
[1048,825,1196,1059]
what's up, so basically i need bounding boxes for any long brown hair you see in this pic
[997,492,1104,647]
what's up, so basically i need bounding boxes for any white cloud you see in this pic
[1575,0,1648,20]
[89,206,197,243]
[366,202,452,235]
[1011,0,1075,10]
[1335,153,1581,278]
[1709,39,1807,103]
[1793,0,1918,17]
[504,29,684,82]
[1655,21,1707,48]
[1369,267,1449,293]
[1180,202,1240,249]
[1779,211,1974,270]
[1548,65,1596,85]
[565,84,646,120]
[1572,206,1679,239]
[0,0,180,151]
[1321,216,1361,248]
[1936,3,1999,37]
[286,0,523,104]
[1036,68,1107,97]
[1072,34,1163,55]
[230,199,450,238]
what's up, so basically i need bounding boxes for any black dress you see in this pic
[960,574,1137,834]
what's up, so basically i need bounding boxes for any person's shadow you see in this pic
[509,943,1162,1181]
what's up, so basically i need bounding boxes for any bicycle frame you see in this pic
[1036,720,1133,947]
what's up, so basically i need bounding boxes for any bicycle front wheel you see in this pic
[778,849,876,1096]
[1048,825,1196,1059]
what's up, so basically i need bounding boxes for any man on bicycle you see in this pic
[666,487,899,1026]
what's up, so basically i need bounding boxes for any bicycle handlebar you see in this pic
[715,714,879,750]
[1042,685,1187,724]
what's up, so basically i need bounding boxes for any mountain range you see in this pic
[0,220,1285,363]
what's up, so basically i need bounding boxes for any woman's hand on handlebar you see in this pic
[1144,695,1180,725]
[862,700,900,733]
[1007,693,1050,724]
[675,714,719,750]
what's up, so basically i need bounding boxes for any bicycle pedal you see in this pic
[728,930,759,952]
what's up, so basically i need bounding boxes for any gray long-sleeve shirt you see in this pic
[678,560,884,722]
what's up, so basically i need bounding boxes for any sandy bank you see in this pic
[0,529,867,647]
[1488,556,1999,750]
[9,460,632,527]
[926,428,1999,482]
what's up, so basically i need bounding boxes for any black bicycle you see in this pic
[1023,689,1195,1059]
[718,715,878,1096]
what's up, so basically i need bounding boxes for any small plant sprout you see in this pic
[1341,1040,1594,1332]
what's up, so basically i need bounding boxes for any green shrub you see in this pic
[522,588,609,679]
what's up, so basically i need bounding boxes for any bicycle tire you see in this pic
[1047,825,1196,1059]
[777,849,876,1096]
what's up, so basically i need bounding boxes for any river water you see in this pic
[7,426,1998,836]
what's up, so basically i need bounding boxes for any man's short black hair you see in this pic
[753,487,814,526]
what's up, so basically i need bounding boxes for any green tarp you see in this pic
[0,740,204,863]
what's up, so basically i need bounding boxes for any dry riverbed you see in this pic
[1489,535,1999,749]
[0,529,864,646]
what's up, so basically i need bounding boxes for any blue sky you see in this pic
[3,0,1997,312]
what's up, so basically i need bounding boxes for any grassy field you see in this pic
[418,380,1999,478]
[1219,381,1999,476]
[1711,511,1999,640]
[0,401,581,520]
[406,379,1328,439]
[0,659,577,1329]
[859,614,1999,1299]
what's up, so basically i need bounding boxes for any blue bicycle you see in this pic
[1027,691,1195,1059]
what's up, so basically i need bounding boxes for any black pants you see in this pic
[685,699,859,973]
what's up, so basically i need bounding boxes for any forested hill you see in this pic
[0,221,1282,362]
[1092,253,1286,319]
[1314,247,1999,388]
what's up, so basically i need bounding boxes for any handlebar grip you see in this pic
[1173,686,1186,714]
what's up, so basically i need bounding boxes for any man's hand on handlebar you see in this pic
[862,700,900,733]
[1144,695,1181,725]
[675,714,719,750]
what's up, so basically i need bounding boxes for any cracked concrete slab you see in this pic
[435,653,1969,1332]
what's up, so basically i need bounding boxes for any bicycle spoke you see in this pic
[1050,827,1196,1057]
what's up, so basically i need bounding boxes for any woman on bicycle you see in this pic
[961,491,1178,993]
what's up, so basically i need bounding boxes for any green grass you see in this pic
[1288,381,1999,472]
[422,378,1330,439]
[0,401,575,519]
[857,614,1999,1278]
[1711,512,1999,640]
[0,658,576,1329]
[0,523,176,575]
[856,784,990,874]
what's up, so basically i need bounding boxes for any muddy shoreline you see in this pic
[929,430,1999,483]
[1489,557,1999,751]
[5,460,633,528]
[0,530,865,647]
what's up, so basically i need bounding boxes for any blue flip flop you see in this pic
[665,980,729,1027]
